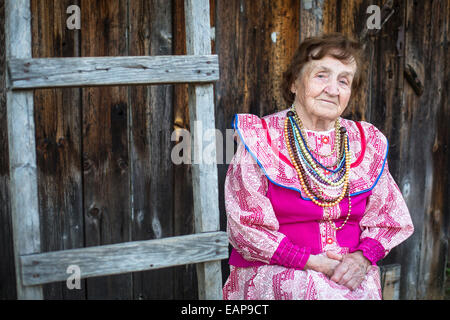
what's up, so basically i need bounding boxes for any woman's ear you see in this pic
[290,82,296,94]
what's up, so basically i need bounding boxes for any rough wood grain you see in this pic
[8,55,219,89]
[5,0,43,300]
[20,231,229,286]
[80,0,132,300]
[0,0,17,300]
[214,0,300,119]
[300,0,325,38]
[172,0,199,299]
[31,0,85,300]
[185,0,224,300]
[409,0,449,300]
[380,264,401,300]
[128,0,176,300]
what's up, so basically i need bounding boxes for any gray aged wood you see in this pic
[80,0,131,300]
[20,231,228,286]
[380,264,401,300]
[185,0,224,300]
[127,0,179,300]
[7,55,219,89]
[5,0,43,299]
[31,0,85,300]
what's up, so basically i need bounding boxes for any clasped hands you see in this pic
[304,251,371,291]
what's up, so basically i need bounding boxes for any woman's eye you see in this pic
[339,80,348,85]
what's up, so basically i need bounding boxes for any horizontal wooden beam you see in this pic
[20,231,228,286]
[8,55,219,89]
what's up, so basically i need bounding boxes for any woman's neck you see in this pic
[293,105,336,132]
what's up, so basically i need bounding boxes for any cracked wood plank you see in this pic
[5,0,43,299]
[8,55,219,89]
[20,231,228,286]
[185,0,224,300]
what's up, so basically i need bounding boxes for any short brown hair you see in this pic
[281,33,364,106]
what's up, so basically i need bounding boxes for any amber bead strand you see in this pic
[324,189,353,231]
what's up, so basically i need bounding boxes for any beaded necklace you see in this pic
[292,109,342,166]
[284,109,352,230]
[291,120,345,189]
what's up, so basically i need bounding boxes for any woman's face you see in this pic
[291,55,357,123]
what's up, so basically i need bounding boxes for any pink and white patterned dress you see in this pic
[222,109,414,300]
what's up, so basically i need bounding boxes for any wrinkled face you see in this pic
[291,55,357,122]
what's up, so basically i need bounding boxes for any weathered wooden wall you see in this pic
[1,0,448,299]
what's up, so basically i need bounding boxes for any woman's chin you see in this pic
[311,109,340,121]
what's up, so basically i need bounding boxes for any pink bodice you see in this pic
[229,181,372,267]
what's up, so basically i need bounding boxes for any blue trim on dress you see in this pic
[232,114,312,200]
[232,114,389,201]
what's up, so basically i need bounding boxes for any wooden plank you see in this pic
[406,0,449,300]
[5,0,43,300]
[0,3,17,298]
[20,231,229,286]
[380,264,401,300]
[31,0,85,300]
[0,0,17,300]
[172,0,199,299]
[80,0,131,300]
[300,0,325,38]
[8,55,220,89]
[128,0,176,300]
[214,0,301,119]
[185,0,223,300]
[398,0,427,300]
[269,0,301,111]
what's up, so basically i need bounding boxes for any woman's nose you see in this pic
[324,80,339,96]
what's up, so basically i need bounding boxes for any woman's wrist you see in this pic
[304,254,317,270]
[270,237,311,270]
[349,238,386,265]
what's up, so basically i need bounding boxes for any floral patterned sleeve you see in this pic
[225,138,311,270]
[350,161,414,264]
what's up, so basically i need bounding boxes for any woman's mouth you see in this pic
[319,99,336,105]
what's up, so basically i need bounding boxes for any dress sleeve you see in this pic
[350,161,414,264]
[225,137,311,270]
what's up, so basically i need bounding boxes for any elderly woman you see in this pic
[222,33,414,300]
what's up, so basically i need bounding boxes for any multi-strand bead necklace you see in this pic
[284,106,352,230]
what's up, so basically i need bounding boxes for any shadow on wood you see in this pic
[380,264,401,300]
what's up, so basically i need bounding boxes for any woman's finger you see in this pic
[344,277,362,291]
[326,251,343,261]
[330,262,349,283]
[338,270,354,286]
[338,264,366,289]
